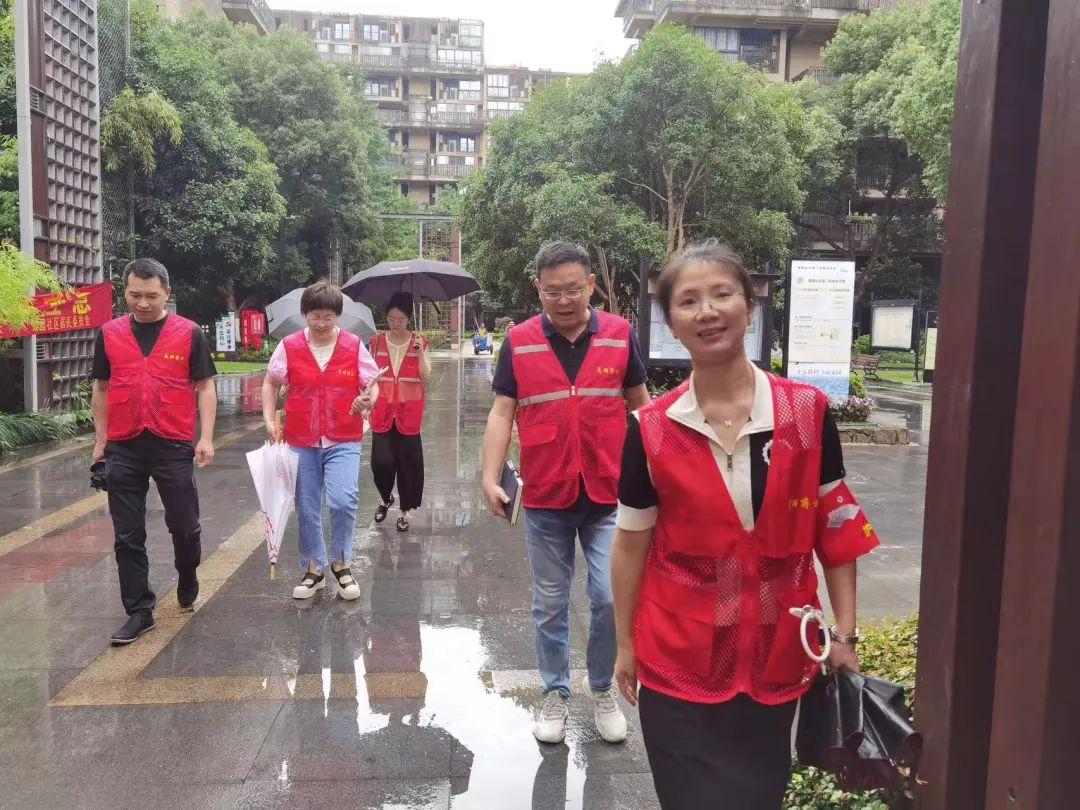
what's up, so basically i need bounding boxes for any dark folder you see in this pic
[500,459,524,526]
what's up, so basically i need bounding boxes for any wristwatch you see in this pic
[828,626,860,645]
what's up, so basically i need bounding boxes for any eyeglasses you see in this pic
[538,287,588,302]
[673,291,746,315]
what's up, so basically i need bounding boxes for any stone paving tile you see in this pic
[0,616,121,671]
[245,699,455,782]
[0,701,283,788]
[234,778,452,809]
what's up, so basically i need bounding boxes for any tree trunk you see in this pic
[595,249,619,317]
[218,278,237,312]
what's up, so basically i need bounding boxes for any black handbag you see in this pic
[795,666,923,791]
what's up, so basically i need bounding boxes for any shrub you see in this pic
[0,411,78,454]
[771,356,784,375]
[830,396,874,423]
[419,329,449,350]
[785,615,919,810]
[850,372,868,398]
[237,338,277,363]
[494,316,515,333]
[852,334,873,356]
[646,364,689,398]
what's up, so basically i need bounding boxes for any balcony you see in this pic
[793,66,838,85]
[376,108,405,126]
[617,0,655,37]
[222,0,275,35]
[381,151,479,179]
[648,0,903,25]
[798,210,941,254]
[359,53,404,72]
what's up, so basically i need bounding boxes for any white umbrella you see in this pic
[266,288,376,340]
[245,441,299,580]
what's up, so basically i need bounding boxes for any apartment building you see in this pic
[157,0,276,34]
[617,0,905,83]
[273,10,573,205]
[616,0,939,265]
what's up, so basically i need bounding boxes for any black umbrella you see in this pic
[796,668,923,792]
[342,259,480,307]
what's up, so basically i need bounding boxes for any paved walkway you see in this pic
[0,360,925,808]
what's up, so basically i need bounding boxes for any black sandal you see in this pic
[396,514,409,532]
[375,494,395,524]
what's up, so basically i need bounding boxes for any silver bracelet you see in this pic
[828,626,860,645]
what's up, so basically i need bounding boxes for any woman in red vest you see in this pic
[611,241,880,809]
[262,280,380,601]
[369,292,431,532]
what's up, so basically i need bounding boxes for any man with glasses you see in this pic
[482,241,650,745]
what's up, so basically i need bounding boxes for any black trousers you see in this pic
[370,425,424,511]
[106,437,202,615]
[639,686,798,810]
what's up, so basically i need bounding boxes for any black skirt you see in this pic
[639,686,798,810]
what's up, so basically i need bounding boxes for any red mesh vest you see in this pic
[102,315,198,442]
[510,312,631,509]
[282,330,365,447]
[634,374,832,705]
[369,332,427,436]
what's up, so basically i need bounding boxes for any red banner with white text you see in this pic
[0,283,114,339]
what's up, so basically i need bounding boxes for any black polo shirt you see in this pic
[492,308,649,516]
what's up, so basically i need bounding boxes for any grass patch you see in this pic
[875,369,923,384]
[215,361,267,375]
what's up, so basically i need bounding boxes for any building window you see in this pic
[363,23,390,42]
[694,26,779,73]
[437,49,482,66]
[487,73,509,98]
[442,79,481,101]
[441,135,476,153]
[334,23,350,40]
[366,78,398,98]
[694,27,739,61]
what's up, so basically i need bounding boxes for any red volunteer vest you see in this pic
[102,314,198,442]
[634,374,828,705]
[510,312,631,509]
[282,330,365,447]
[369,332,427,436]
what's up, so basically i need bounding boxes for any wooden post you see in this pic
[914,1,1049,807]
[983,1,1080,805]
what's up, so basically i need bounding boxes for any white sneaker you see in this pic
[292,571,325,599]
[331,566,361,601]
[584,674,628,743]
[533,691,569,744]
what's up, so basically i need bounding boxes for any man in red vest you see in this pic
[482,242,651,745]
[91,259,218,645]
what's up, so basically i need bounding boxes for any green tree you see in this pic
[0,136,17,243]
[824,0,960,202]
[183,17,394,283]
[101,87,182,174]
[461,24,828,311]
[0,0,15,138]
[104,0,287,317]
[0,244,61,331]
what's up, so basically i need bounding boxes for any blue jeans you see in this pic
[523,507,617,698]
[294,443,361,571]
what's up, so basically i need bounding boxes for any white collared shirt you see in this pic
[616,365,843,533]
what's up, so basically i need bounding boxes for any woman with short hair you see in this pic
[261,279,379,600]
[368,292,431,532]
[611,241,880,809]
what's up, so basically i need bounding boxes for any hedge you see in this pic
[0,409,93,455]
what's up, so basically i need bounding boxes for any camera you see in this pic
[90,459,108,492]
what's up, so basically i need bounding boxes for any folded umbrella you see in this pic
[266,288,376,340]
[245,441,299,580]
[796,668,923,791]
[342,259,479,306]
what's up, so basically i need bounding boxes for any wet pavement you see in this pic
[0,362,927,808]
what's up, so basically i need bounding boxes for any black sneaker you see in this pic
[110,613,156,646]
[178,570,199,610]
